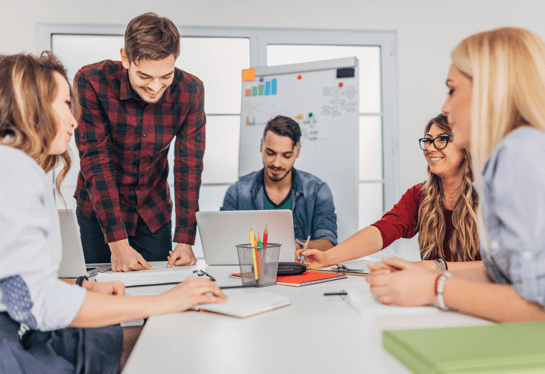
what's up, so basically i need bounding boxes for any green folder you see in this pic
[383,323,545,374]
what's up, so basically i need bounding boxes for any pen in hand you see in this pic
[300,236,310,263]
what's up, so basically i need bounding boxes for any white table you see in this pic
[122,261,491,374]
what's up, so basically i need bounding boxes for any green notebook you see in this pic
[383,323,545,374]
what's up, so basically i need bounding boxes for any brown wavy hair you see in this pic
[417,114,479,261]
[0,52,80,197]
[125,12,181,63]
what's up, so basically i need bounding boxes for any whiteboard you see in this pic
[239,57,359,241]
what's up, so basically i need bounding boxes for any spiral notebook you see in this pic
[231,271,347,287]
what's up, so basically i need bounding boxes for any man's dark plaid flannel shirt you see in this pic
[74,60,205,245]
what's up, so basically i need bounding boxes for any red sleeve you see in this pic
[173,79,205,244]
[371,183,423,249]
[75,69,127,243]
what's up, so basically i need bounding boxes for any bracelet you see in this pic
[434,272,452,311]
[441,259,448,270]
[75,275,88,287]
[433,259,444,271]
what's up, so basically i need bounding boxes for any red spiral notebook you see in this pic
[231,271,347,287]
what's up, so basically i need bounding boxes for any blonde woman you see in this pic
[366,27,545,323]
[295,114,481,271]
[0,53,226,374]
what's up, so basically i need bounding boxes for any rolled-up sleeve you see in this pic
[482,128,545,307]
[311,183,338,245]
[0,152,86,331]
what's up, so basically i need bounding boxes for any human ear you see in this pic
[120,49,130,70]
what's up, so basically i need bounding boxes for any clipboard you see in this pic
[312,263,370,277]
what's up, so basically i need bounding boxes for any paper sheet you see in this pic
[96,267,198,287]
[346,289,440,315]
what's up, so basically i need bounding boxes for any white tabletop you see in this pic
[122,260,492,374]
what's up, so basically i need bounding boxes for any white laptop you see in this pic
[57,209,111,278]
[196,210,297,265]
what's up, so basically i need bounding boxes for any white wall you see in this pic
[3,0,544,258]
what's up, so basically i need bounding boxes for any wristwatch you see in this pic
[434,272,452,310]
[76,275,89,287]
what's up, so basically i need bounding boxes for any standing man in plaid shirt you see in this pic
[74,13,202,271]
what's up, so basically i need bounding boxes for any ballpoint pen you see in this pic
[300,235,310,263]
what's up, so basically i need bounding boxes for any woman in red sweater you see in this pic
[295,114,481,270]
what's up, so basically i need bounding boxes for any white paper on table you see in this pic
[345,288,440,315]
[192,291,290,318]
[96,267,198,287]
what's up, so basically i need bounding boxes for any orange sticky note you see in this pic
[245,89,252,97]
[242,68,255,81]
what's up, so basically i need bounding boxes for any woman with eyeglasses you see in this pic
[365,27,545,323]
[295,114,482,271]
[0,52,226,374]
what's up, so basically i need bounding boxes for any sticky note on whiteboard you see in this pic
[242,68,256,81]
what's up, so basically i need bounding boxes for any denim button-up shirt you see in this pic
[220,168,338,245]
[480,126,545,308]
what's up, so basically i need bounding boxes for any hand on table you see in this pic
[161,278,227,312]
[365,257,440,307]
[167,243,197,267]
[86,281,126,296]
[109,239,154,272]
[294,247,329,270]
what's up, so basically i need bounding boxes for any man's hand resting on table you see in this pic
[167,243,197,267]
[108,239,154,272]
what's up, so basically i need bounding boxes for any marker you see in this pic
[300,235,310,262]
[263,225,268,246]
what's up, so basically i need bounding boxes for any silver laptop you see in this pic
[57,209,111,278]
[196,210,297,265]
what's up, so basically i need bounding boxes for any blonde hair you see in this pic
[0,52,80,197]
[418,115,479,261]
[451,27,545,252]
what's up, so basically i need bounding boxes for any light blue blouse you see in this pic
[0,146,86,331]
[481,126,545,308]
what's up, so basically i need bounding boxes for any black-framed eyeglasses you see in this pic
[193,269,216,282]
[419,135,453,151]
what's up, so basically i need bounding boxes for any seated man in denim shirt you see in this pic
[221,115,337,251]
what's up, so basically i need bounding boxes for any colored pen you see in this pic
[256,232,262,276]
[323,292,348,296]
[252,234,259,280]
[300,235,310,262]
[263,225,268,246]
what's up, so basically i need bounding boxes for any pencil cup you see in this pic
[236,243,281,287]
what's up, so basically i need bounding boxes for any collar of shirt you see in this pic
[251,168,304,200]
[118,69,172,104]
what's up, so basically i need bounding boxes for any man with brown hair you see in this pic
[74,12,203,271]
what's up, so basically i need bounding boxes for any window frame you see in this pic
[39,24,400,233]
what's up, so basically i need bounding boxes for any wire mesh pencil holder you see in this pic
[236,243,281,287]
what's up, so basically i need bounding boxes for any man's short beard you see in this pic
[267,167,292,182]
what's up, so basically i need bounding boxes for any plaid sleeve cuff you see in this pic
[102,222,128,243]
[173,229,196,246]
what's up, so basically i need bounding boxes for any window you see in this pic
[41,25,399,257]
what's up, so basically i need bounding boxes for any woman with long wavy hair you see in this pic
[295,114,481,271]
[0,52,226,374]
[366,27,545,323]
